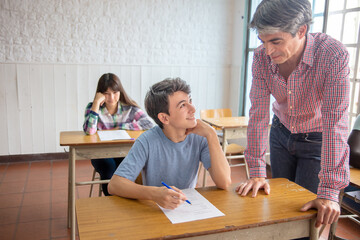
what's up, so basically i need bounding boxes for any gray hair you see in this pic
[144,78,191,129]
[250,0,313,36]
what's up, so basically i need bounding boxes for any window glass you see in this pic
[343,12,360,44]
[354,83,359,114]
[313,0,325,14]
[249,30,261,49]
[347,0,360,9]
[329,0,345,11]
[312,16,324,32]
[248,0,263,49]
[326,13,343,41]
[244,52,254,117]
[347,47,357,79]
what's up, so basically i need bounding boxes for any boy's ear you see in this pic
[157,112,169,125]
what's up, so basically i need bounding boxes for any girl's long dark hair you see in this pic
[96,73,139,107]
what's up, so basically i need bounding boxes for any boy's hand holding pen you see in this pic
[155,181,191,210]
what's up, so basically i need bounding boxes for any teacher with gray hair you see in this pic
[236,0,350,230]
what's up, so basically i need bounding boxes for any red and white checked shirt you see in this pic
[245,33,350,202]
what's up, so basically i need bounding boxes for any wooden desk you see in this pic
[60,130,144,240]
[76,178,319,240]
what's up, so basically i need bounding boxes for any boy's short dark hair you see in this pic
[145,78,191,128]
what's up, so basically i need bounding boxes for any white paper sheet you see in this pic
[97,130,133,141]
[159,188,225,224]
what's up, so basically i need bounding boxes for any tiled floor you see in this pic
[0,159,359,240]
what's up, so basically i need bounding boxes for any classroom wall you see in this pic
[0,0,247,155]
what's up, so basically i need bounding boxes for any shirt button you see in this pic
[288,91,292,94]
[289,106,293,109]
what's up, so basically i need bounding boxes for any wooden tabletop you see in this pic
[202,116,249,128]
[350,167,360,187]
[60,130,144,146]
[76,178,317,240]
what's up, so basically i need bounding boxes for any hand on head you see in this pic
[185,119,215,138]
[94,92,106,107]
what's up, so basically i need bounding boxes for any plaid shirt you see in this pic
[246,33,350,202]
[83,102,155,135]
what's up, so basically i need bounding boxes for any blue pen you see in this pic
[161,181,192,205]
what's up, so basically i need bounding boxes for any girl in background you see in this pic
[83,73,154,195]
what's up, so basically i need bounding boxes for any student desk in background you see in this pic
[201,116,249,155]
[76,178,319,240]
[60,130,144,240]
[201,116,252,181]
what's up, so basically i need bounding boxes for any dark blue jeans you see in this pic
[91,157,124,196]
[270,115,322,194]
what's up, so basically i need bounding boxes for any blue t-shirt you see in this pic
[114,126,211,189]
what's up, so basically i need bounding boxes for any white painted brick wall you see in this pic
[0,0,234,65]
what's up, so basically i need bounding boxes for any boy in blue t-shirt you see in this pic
[108,78,231,209]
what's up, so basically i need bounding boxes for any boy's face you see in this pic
[165,91,196,129]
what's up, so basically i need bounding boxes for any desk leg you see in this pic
[310,218,319,240]
[67,148,71,228]
[67,147,76,240]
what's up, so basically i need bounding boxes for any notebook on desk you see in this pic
[97,130,133,141]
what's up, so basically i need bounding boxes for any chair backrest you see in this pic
[200,108,232,118]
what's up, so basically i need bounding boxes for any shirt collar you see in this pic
[301,33,314,67]
[116,102,123,115]
[100,102,123,115]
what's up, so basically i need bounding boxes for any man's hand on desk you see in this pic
[235,178,270,197]
[153,186,188,210]
[300,198,340,228]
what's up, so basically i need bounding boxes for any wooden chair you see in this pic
[89,169,105,197]
[200,108,232,118]
[200,109,249,186]
[200,108,232,142]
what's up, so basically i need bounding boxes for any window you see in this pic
[242,0,360,129]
